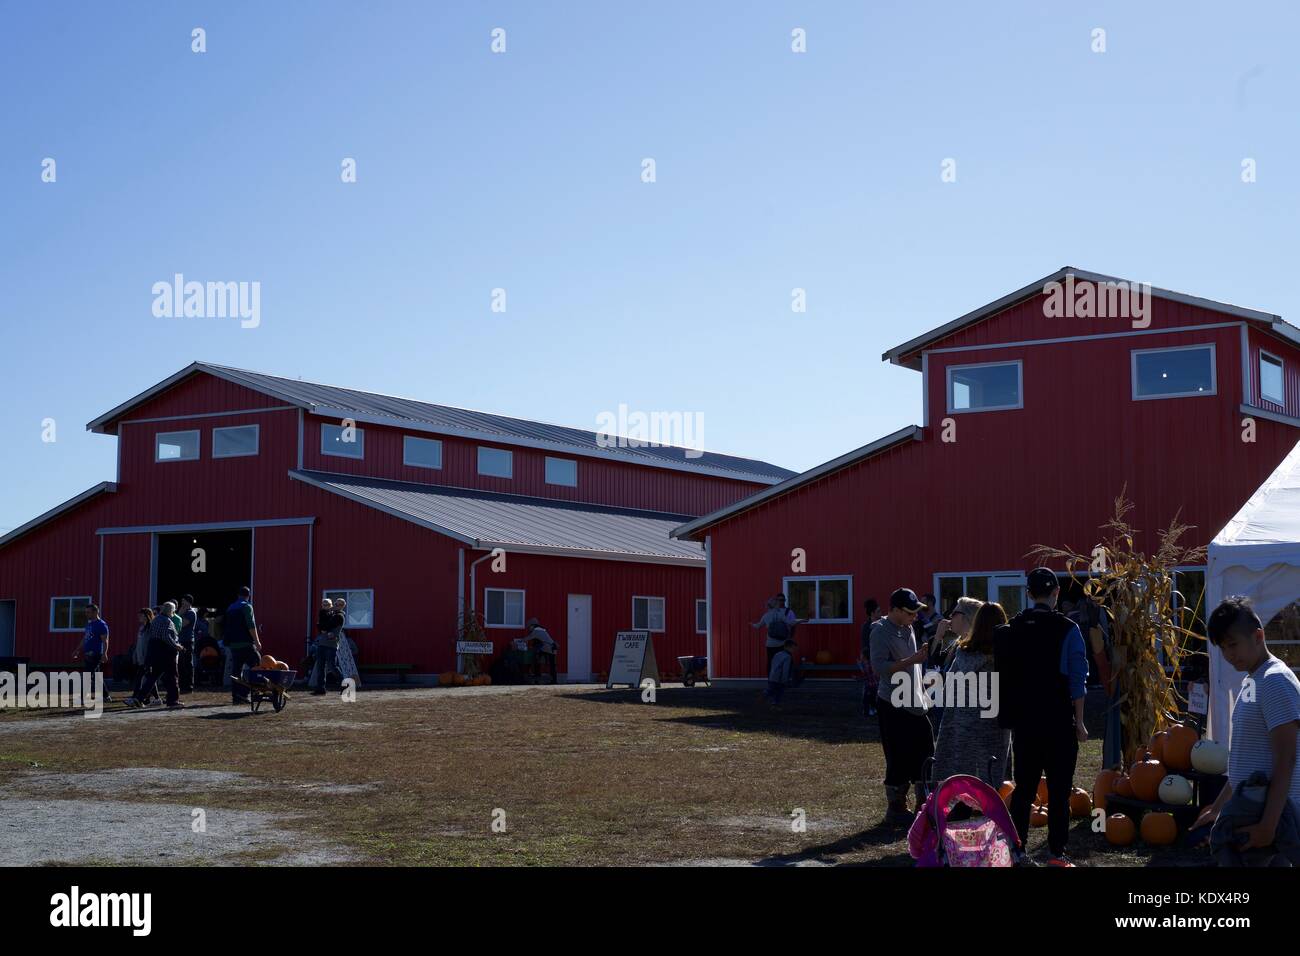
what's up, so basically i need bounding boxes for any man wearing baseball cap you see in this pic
[994,567,1089,866]
[868,587,935,824]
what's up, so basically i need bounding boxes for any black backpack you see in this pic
[768,613,791,642]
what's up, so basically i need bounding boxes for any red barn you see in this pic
[0,363,793,680]
[674,268,1300,680]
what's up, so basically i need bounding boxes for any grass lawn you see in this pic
[0,681,1210,866]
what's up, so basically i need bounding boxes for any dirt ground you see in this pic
[0,681,1209,866]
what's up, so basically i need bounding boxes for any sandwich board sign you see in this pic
[607,630,659,688]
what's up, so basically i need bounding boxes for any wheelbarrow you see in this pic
[677,655,709,687]
[232,668,297,713]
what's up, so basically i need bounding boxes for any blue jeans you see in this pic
[765,680,785,704]
[310,645,337,691]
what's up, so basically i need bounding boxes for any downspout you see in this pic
[705,534,713,681]
[464,549,493,671]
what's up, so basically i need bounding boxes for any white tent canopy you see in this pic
[1206,437,1300,741]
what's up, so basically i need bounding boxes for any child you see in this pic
[765,639,797,708]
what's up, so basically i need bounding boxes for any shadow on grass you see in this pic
[754,820,917,867]
[197,711,259,721]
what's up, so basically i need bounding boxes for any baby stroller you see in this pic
[908,757,1021,867]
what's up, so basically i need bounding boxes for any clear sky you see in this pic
[2,1,1298,533]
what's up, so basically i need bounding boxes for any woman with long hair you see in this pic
[931,600,1011,785]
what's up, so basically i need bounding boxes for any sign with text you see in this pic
[607,631,659,688]
[456,641,494,655]
[1187,682,1208,716]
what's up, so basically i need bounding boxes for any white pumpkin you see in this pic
[1190,739,1229,775]
[1159,773,1194,805]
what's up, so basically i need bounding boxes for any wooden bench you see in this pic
[358,663,414,684]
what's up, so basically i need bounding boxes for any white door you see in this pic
[0,601,15,657]
[989,575,1026,617]
[566,594,592,683]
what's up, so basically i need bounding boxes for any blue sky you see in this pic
[2,1,1298,533]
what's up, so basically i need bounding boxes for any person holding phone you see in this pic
[869,588,934,824]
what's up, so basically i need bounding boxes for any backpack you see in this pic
[768,612,791,642]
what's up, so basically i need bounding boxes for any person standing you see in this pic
[177,595,197,694]
[131,601,183,708]
[310,598,344,695]
[994,567,1089,867]
[752,593,801,671]
[74,604,112,703]
[932,600,1010,783]
[224,586,263,704]
[525,617,558,684]
[869,588,934,824]
[859,598,883,718]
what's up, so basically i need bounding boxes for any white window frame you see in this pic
[50,596,92,632]
[321,423,365,459]
[783,575,854,624]
[477,446,513,479]
[632,595,666,633]
[695,599,708,635]
[1260,349,1286,405]
[322,588,374,629]
[945,360,1024,414]
[403,435,443,470]
[155,429,200,463]
[1131,343,1217,401]
[545,456,577,487]
[212,424,260,459]
[484,588,526,629]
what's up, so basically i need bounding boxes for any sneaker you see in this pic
[1014,850,1040,867]
[1046,854,1076,868]
[123,697,140,709]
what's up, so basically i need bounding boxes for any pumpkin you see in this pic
[260,654,277,669]
[1190,739,1229,775]
[1069,788,1092,818]
[437,671,454,687]
[274,661,290,671]
[1140,811,1178,845]
[200,646,220,661]
[814,650,833,665]
[1147,730,1168,764]
[1030,805,1048,828]
[998,781,1015,806]
[1127,742,1150,766]
[1113,774,1135,798]
[479,674,491,686]
[1105,813,1136,846]
[1130,759,1166,802]
[452,673,468,686]
[1094,769,1121,811]
[1158,774,1193,806]
[1163,724,1199,772]
[1036,777,1049,804]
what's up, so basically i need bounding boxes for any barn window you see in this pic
[322,589,373,628]
[485,588,525,628]
[695,599,708,634]
[403,436,443,469]
[213,424,259,458]
[477,446,513,478]
[321,423,365,459]
[784,576,852,623]
[1261,351,1285,405]
[50,596,92,632]
[155,430,200,462]
[1131,344,1216,400]
[632,596,665,632]
[545,456,577,487]
[946,361,1023,413]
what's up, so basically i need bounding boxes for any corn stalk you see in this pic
[456,610,488,678]
[1028,489,1206,765]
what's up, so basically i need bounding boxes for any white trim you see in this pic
[927,321,1244,359]
[155,429,200,462]
[921,352,930,427]
[632,595,666,633]
[119,405,296,426]
[321,422,365,459]
[477,446,513,479]
[1241,324,1252,405]
[212,423,260,459]
[483,587,526,629]
[0,482,117,550]
[98,517,315,535]
[321,587,374,629]
[704,535,713,680]
[945,360,1023,415]
[297,408,304,470]
[403,435,444,470]
[1259,348,1286,406]
[544,456,578,487]
[695,598,708,635]
[1239,403,1300,429]
[1131,343,1217,401]
[782,575,854,624]
[49,595,92,632]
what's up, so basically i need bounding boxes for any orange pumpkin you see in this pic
[480,674,492,686]
[1069,788,1092,818]
[1105,813,1136,846]
[1094,769,1121,811]
[999,781,1015,806]
[452,673,468,686]
[1130,759,1167,802]
[437,672,454,687]
[1163,724,1199,772]
[1147,730,1169,764]
[1113,774,1135,798]
[1030,805,1048,828]
[1036,777,1049,804]
[1140,811,1178,846]
[260,654,277,669]
[274,661,290,671]
[814,650,833,665]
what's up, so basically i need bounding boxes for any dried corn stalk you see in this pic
[1029,489,1206,762]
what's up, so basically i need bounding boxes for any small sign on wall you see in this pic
[456,641,494,655]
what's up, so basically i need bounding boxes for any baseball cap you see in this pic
[889,588,925,612]
[1027,567,1060,596]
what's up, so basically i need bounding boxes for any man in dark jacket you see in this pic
[224,586,263,704]
[132,601,183,708]
[993,567,1089,866]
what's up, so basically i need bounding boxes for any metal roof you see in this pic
[882,267,1294,370]
[0,481,117,550]
[671,426,922,541]
[290,470,706,566]
[88,362,796,485]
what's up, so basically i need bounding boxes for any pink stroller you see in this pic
[908,769,1021,868]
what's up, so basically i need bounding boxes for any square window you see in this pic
[783,577,852,624]
[321,423,365,459]
[213,424,259,458]
[50,596,92,631]
[485,588,525,627]
[403,436,443,469]
[156,430,199,462]
[633,596,665,632]
[322,589,373,628]
[1261,352,1285,405]
[947,362,1022,413]
[1132,345,1216,400]
[545,457,577,487]
[478,447,513,478]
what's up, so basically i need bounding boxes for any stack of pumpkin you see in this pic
[1094,723,1229,847]
[258,654,290,671]
[998,778,1094,827]
[437,672,493,687]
